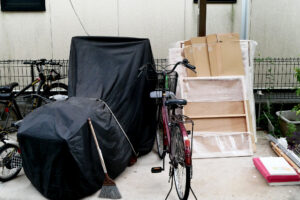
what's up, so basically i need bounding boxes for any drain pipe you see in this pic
[241,0,249,40]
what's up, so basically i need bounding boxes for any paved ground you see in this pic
[0,131,299,200]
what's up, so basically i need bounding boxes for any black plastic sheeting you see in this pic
[18,98,133,199]
[68,37,157,154]
[17,37,157,200]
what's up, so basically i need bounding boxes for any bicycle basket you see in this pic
[156,71,178,93]
[145,60,178,93]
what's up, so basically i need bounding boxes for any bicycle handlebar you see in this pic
[163,58,196,74]
[23,59,61,66]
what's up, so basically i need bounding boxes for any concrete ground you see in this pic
[0,131,299,200]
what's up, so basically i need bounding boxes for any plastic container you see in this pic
[276,110,300,136]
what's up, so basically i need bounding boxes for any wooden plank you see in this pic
[184,101,245,116]
[198,0,207,37]
[246,99,256,152]
[270,142,300,173]
[189,114,246,119]
[186,117,247,132]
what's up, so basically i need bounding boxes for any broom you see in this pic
[88,118,122,199]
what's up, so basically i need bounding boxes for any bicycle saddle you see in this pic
[165,99,187,106]
[0,82,18,93]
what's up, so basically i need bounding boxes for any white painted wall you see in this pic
[250,0,300,57]
[1,0,298,59]
[0,0,243,59]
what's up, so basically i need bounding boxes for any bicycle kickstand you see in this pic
[190,186,198,200]
[164,167,174,200]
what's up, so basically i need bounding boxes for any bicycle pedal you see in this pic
[151,167,163,173]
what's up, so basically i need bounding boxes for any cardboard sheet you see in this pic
[182,46,196,77]
[190,37,211,77]
[184,33,244,77]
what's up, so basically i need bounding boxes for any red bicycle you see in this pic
[149,59,197,200]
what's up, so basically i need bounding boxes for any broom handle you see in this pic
[88,118,108,174]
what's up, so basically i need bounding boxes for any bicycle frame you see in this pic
[0,77,44,121]
[160,75,192,167]
[0,61,66,129]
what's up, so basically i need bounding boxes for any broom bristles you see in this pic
[99,174,122,199]
[99,185,122,199]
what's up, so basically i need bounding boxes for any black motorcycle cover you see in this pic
[18,97,133,199]
[68,36,156,154]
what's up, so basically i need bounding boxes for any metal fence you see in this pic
[254,58,300,103]
[0,59,169,91]
[0,60,69,91]
[1,58,300,103]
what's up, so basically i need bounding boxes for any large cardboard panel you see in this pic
[206,33,245,76]
[190,37,211,77]
[183,46,196,77]
[187,117,247,132]
[184,101,245,116]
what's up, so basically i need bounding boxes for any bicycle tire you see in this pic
[171,125,191,200]
[0,143,22,182]
[155,105,165,159]
[44,83,68,98]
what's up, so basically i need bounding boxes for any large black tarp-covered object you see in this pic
[18,98,133,199]
[68,37,156,154]
[17,37,157,199]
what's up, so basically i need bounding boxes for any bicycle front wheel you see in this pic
[171,125,190,200]
[0,144,22,182]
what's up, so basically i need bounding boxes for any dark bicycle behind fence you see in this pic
[0,59,68,181]
[146,59,197,200]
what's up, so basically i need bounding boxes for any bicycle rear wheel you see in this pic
[45,82,68,97]
[0,143,22,182]
[155,105,165,159]
[171,125,190,200]
[36,82,68,108]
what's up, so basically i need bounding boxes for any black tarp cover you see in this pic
[68,36,156,154]
[17,37,157,199]
[18,97,133,200]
